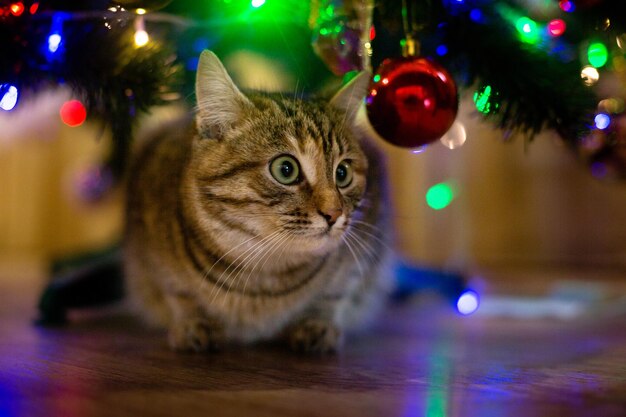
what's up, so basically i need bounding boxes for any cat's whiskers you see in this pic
[207,229,283,305]
[239,229,294,303]
[349,223,392,252]
[350,219,384,234]
[210,229,284,303]
[198,231,263,294]
[343,231,369,262]
[221,229,290,306]
[344,229,380,264]
[340,234,365,277]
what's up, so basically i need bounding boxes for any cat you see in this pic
[123,50,393,353]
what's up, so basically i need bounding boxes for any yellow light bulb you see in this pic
[134,30,149,47]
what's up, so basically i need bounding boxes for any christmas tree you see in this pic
[2,0,626,180]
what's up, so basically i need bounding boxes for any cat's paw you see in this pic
[168,318,224,352]
[288,319,342,354]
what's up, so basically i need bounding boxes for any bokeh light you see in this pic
[598,98,625,114]
[48,33,62,53]
[469,9,482,22]
[559,0,574,12]
[426,182,455,210]
[0,84,19,111]
[251,0,266,8]
[10,2,24,16]
[456,290,479,315]
[515,17,539,44]
[60,100,87,127]
[588,42,608,68]
[547,19,566,37]
[581,65,600,86]
[594,113,610,130]
[134,30,149,47]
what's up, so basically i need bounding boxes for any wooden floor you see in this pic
[1,262,626,416]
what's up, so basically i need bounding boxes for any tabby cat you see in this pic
[124,51,393,353]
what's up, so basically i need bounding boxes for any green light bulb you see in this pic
[588,42,608,68]
[426,183,455,210]
[515,17,539,44]
[474,85,492,114]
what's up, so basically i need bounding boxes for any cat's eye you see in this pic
[335,160,353,188]
[270,155,301,185]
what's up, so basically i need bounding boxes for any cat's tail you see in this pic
[36,245,124,325]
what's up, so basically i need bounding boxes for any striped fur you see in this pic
[124,51,393,353]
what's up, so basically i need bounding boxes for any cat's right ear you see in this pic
[195,50,253,140]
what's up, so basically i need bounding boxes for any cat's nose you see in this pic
[318,208,342,227]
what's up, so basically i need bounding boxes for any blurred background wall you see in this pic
[2,87,625,270]
[0,90,122,264]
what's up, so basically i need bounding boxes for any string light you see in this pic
[60,100,87,127]
[469,9,482,22]
[581,65,600,86]
[436,45,448,56]
[46,13,67,60]
[251,0,266,8]
[136,8,146,15]
[594,113,610,130]
[456,290,479,315]
[547,19,566,37]
[0,84,19,111]
[134,30,149,47]
[588,42,608,68]
[559,0,574,12]
[29,2,39,14]
[598,98,624,114]
[134,16,149,47]
[515,17,539,44]
[426,182,455,210]
[10,2,24,16]
[48,34,62,53]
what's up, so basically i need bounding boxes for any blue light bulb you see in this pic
[48,33,62,53]
[0,84,19,111]
[456,290,479,315]
[595,113,611,130]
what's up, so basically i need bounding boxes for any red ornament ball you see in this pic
[366,56,458,148]
[60,100,87,127]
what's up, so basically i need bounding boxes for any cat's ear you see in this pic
[330,71,371,121]
[195,50,253,139]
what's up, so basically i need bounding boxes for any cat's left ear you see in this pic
[195,50,254,140]
[330,71,371,121]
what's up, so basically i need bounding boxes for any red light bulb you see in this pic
[60,100,87,127]
[548,19,566,36]
[10,2,25,16]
